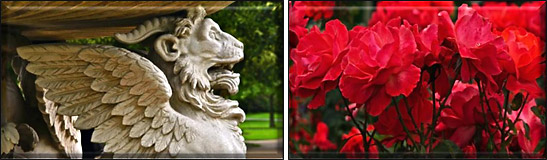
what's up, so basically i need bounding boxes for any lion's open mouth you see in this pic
[198,45,244,123]
[207,63,240,100]
[205,62,246,123]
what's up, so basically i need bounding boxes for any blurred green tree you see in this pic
[210,1,283,127]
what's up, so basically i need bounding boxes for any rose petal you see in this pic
[366,87,392,116]
[385,65,421,96]
[449,126,476,147]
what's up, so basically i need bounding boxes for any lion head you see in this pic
[114,6,245,123]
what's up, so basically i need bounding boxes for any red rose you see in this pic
[478,127,504,152]
[290,129,313,154]
[436,80,503,148]
[473,1,545,39]
[312,122,338,151]
[289,19,349,109]
[289,97,305,128]
[393,17,459,99]
[509,100,546,158]
[541,3,546,39]
[339,21,421,116]
[344,103,359,122]
[289,94,301,109]
[413,23,441,68]
[435,81,479,148]
[373,85,432,147]
[499,26,545,98]
[473,2,524,31]
[410,11,459,99]
[294,1,335,21]
[437,11,456,42]
[289,1,309,29]
[462,144,477,158]
[289,95,314,154]
[523,1,546,36]
[340,127,379,158]
[348,25,367,41]
[369,1,454,29]
[453,4,511,91]
[289,1,310,49]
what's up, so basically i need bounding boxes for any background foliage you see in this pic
[209,1,283,114]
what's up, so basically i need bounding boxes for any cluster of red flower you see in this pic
[289,1,546,158]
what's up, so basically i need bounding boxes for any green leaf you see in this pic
[534,138,546,153]
[511,92,524,111]
[502,89,512,114]
[531,106,546,125]
[507,120,517,135]
[531,106,541,117]
[431,140,462,158]
[522,121,531,140]
[486,137,494,152]
[500,134,514,150]
[290,139,301,152]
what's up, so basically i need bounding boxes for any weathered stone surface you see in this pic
[1,1,234,40]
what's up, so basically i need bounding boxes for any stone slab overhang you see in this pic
[1,1,234,40]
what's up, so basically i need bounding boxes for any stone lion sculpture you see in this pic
[5,6,246,158]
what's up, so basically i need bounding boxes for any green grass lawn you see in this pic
[245,112,283,119]
[240,112,283,140]
[242,128,282,140]
[239,120,283,128]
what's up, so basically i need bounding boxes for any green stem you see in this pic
[363,106,369,158]
[367,129,376,146]
[428,66,437,153]
[504,93,529,137]
[477,79,499,152]
[479,80,510,154]
[427,58,461,152]
[339,89,377,157]
[339,92,389,153]
[392,97,418,151]
[479,82,504,133]
[403,97,425,147]
[500,88,510,131]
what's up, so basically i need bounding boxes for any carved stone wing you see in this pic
[17,44,197,157]
[1,123,19,155]
[37,87,82,158]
